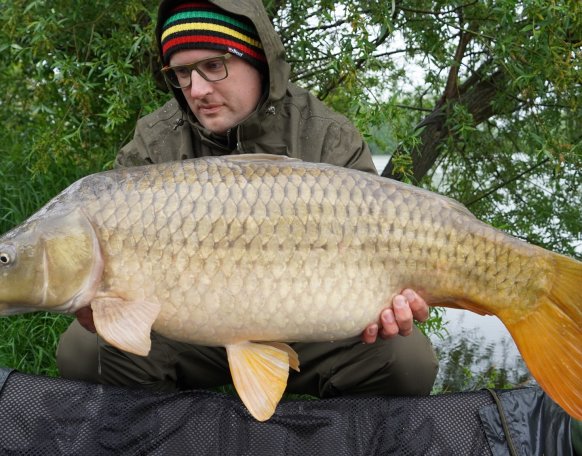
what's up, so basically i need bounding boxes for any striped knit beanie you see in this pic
[160,1,267,71]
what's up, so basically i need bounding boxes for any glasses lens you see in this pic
[167,67,192,88]
[197,57,228,82]
[163,55,229,89]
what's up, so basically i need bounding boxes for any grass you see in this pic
[0,154,76,376]
[0,314,72,376]
[0,138,107,377]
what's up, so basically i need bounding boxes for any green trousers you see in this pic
[57,320,438,398]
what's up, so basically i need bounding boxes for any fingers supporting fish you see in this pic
[402,289,430,323]
[362,290,430,343]
[361,323,379,344]
[387,296,413,337]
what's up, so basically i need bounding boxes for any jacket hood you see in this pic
[156,0,290,116]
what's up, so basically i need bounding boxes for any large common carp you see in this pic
[0,154,580,421]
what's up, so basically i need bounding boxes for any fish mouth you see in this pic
[0,304,37,316]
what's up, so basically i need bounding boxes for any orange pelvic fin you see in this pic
[226,341,299,421]
[500,253,582,420]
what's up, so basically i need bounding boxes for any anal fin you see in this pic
[226,341,299,421]
[259,341,300,372]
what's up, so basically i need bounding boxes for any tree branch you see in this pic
[399,1,479,17]
[317,20,393,100]
[381,68,509,181]
[464,158,551,207]
[439,19,478,107]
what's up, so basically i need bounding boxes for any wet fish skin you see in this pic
[0,154,580,422]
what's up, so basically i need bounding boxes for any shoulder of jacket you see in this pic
[284,82,355,127]
[136,98,184,131]
[117,98,192,167]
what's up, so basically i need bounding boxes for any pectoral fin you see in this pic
[226,341,300,421]
[91,297,161,357]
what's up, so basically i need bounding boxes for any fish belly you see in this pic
[91,156,546,346]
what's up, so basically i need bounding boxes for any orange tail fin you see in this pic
[501,252,582,419]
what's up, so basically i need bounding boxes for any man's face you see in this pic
[169,49,264,135]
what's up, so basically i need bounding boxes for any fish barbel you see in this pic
[0,154,580,421]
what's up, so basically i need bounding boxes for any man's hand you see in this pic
[76,306,97,333]
[361,289,429,344]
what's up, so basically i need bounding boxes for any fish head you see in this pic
[0,208,102,315]
[0,228,45,314]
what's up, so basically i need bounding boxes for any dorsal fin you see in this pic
[222,153,300,162]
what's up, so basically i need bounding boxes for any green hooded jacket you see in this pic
[115,0,376,174]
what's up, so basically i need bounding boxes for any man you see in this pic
[57,0,438,399]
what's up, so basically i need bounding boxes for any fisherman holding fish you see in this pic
[57,0,439,400]
[1,0,580,427]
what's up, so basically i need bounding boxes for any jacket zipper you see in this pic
[227,127,243,152]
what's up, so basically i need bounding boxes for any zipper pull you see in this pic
[172,118,184,130]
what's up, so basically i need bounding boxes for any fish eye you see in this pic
[0,247,15,266]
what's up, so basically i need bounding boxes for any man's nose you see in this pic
[188,70,212,98]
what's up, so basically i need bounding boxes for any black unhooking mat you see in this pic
[0,367,573,455]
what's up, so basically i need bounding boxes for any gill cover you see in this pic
[0,208,102,314]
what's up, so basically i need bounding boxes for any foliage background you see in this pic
[0,0,580,388]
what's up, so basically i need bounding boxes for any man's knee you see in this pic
[57,320,100,382]
[57,321,228,392]
[379,326,438,395]
[320,326,438,397]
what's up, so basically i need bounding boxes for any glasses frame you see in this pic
[161,53,232,89]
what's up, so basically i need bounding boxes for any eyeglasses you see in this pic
[161,53,232,89]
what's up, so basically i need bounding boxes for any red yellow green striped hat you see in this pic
[160,1,267,70]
